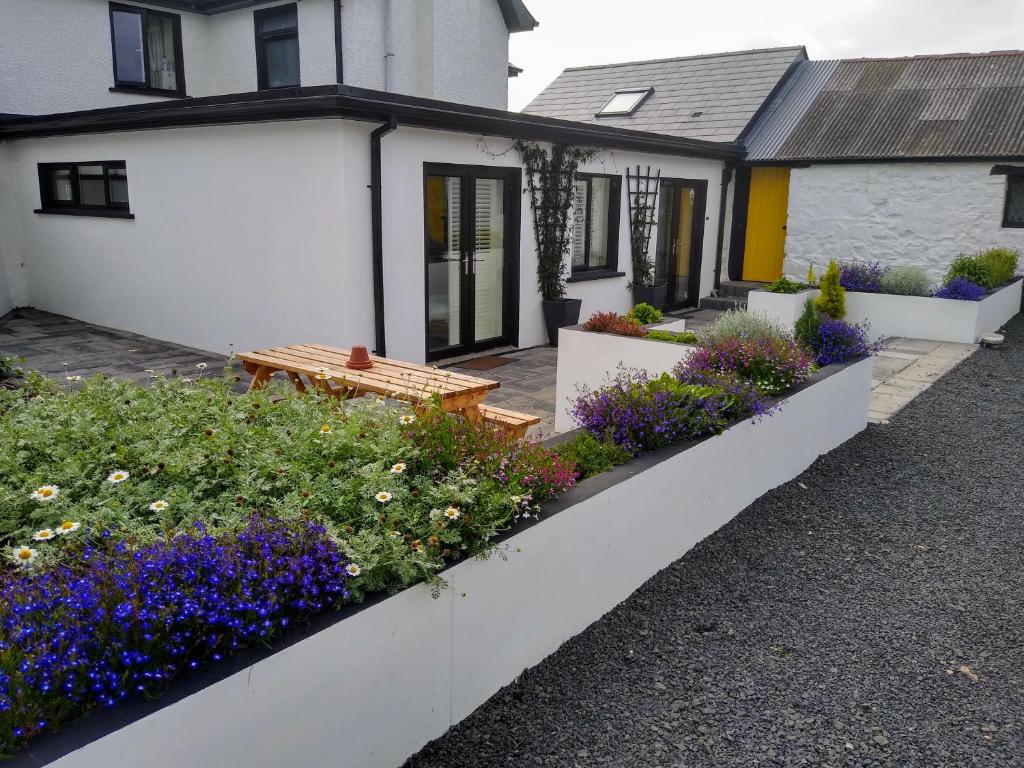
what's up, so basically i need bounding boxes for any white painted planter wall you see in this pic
[747,281,1022,343]
[39,357,873,768]
[553,325,698,434]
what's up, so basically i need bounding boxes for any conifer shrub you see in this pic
[815,260,846,319]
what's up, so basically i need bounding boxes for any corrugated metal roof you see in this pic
[522,47,807,143]
[751,51,1024,161]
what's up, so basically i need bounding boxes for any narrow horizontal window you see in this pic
[572,173,621,273]
[255,4,300,90]
[1004,175,1024,228]
[597,88,653,117]
[37,162,132,218]
[109,3,185,95]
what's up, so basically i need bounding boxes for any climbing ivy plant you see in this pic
[515,141,597,300]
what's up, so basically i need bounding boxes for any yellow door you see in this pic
[742,167,790,282]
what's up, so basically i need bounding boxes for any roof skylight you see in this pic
[596,88,653,117]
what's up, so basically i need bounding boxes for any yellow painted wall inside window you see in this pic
[742,167,791,282]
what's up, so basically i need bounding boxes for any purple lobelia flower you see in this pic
[0,515,350,751]
[814,318,883,365]
[933,277,988,301]
[839,260,885,293]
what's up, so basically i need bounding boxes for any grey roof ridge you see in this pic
[559,45,808,73]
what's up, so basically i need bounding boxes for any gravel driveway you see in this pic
[408,317,1024,768]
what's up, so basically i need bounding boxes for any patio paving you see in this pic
[407,315,1024,768]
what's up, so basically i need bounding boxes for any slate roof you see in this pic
[523,47,807,143]
[748,51,1024,161]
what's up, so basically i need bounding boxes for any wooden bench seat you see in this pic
[478,404,541,439]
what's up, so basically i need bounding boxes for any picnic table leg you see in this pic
[462,404,484,425]
[247,365,274,392]
[285,371,307,393]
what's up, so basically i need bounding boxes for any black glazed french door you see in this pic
[654,178,708,308]
[423,164,520,361]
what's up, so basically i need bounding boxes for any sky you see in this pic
[508,0,1024,110]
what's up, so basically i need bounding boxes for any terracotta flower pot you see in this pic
[346,345,374,370]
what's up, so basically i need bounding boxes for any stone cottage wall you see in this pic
[782,162,1024,281]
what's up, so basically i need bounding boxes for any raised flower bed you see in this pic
[9,355,873,768]
[554,315,698,434]
[749,279,1022,344]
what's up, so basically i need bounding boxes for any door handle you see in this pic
[462,252,471,275]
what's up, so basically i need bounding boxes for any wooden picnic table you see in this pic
[237,343,504,426]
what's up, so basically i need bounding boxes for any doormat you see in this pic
[457,355,515,371]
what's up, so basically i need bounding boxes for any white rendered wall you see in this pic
[784,163,1024,282]
[0,121,376,354]
[0,0,511,115]
[380,127,726,363]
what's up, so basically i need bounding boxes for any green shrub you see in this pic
[945,254,996,289]
[806,264,817,287]
[0,356,24,384]
[698,309,793,345]
[794,297,822,349]
[976,247,1019,286]
[815,260,846,319]
[552,432,630,480]
[765,276,809,294]
[627,302,663,325]
[645,330,699,344]
[880,265,932,296]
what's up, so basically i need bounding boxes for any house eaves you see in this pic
[0,85,742,162]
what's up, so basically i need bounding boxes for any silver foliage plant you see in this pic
[880,265,933,296]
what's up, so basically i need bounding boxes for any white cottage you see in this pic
[0,0,740,362]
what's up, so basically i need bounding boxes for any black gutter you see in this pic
[370,117,398,357]
[0,85,742,162]
[712,163,733,290]
[333,0,344,84]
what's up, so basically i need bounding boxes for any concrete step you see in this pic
[718,280,766,299]
[699,295,746,311]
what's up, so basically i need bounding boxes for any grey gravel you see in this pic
[408,317,1024,768]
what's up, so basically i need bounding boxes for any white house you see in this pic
[0,0,741,363]
[529,48,1024,295]
[0,0,536,115]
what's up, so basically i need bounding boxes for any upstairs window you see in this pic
[596,88,653,117]
[109,3,185,95]
[255,4,300,90]
[571,174,621,273]
[1004,174,1024,228]
[36,162,133,219]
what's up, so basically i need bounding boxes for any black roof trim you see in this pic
[750,154,1024,167]
[497,0,538,32]
[0,85,742,161]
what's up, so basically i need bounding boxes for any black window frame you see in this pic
[35,161,134,219]
[254,3,301,91]
[108,2,186,97]
[1003,174,1024,229]
[570,172,622,274]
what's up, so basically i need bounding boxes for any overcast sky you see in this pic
[508,0,1024,110]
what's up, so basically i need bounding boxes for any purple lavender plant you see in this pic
[933,277,988,301]
[0,516,350,751]
[814,318,883,365]
[839,260,885,293]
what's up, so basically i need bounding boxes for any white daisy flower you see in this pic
[429,508,443,521]
[66,375,83,382]
[107,470,130,484]
[444,506,461,521]
[148,500,169,512]
[30,485,60,502]
[56,520,81,534]
[12,546,37,566]
[389,530,403,539]
[315,367,330,381]
[320,424,333,434]
[399,414,416,425]
[32,529,57,542]
[345,563,362,577]
[390,462,407,474]
[375,491,393,504]
[196,362,208,371]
